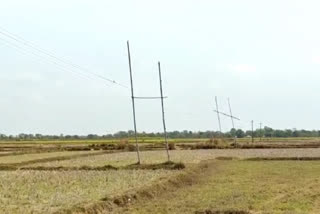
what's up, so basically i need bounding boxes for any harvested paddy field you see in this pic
[26,148,320,168]
[120,160,320,214]
[0,169,179,214]
[0,151,15,155]
[1,147,320,214]
[0,150,102,165]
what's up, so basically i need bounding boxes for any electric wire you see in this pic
[0,26,128,88]
[0,36,105,84]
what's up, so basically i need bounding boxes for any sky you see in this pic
[0,0,320,135]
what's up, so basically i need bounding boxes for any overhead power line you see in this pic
[0,36,102,84]
[0,26,128,89]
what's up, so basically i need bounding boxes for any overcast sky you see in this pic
[1,0,320,135]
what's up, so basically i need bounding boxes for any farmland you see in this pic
[1,137,320,145]
[3,1,320,213]
[26,148,320,168]
[0,150,102,165]
[0,169,179,214]
[0,139,319,213]
[1,137,320,155]
[120,160,320,214]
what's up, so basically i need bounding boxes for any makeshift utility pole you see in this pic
[227,98,237,144]
[251,120,254,143]
[215,96,222,135]
[213,109,240,123]
[158,62,170,162]
[227,98,235,129]
[213,98,240,141]
[126,41,141,164]
[260,122,262,142]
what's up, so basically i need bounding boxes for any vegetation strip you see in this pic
[1,161,185,171]
[215,156,320,161]
[195,210,251,214]
[0,151,116,168]
[246,157,320,161]
[55,160,218,214]
[0,150,78,157]
[180,142,320,150]
[0,152,21,157]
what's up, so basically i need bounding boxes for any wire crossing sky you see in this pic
[0,27,128,89]
[1,0,320,135]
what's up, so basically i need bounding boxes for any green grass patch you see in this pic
[122,160,320,214]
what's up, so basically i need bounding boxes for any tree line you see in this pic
[1,127,320,140]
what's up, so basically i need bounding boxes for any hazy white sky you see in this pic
[1,0,320,135]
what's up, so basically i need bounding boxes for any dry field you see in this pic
[0,169,179,214]
[0,146,319,214]
[1,137,319,153]
[0,150,102,165]
[121,160,320,214]
[0,151,15,155]
[26,148,320,168]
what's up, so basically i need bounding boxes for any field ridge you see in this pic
[55,160,221,214]
[0,151,115,169]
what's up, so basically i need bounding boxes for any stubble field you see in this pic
[25,148,320,168]
[0,139,320,214]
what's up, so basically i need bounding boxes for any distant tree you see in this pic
[0,134,6,140]
[230,128,236,137]
[235,129,245,138]
[87,134,97,139]
[284,129,293,137]
[114,131,128,138]
[264,127,273,137]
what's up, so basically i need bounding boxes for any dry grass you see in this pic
[121,160,320,214]
[0,169,179,214]
[18,161,185,171]
[0,151,101,165]
[26,148,320,168]
[2,147,320,214]
[0,151,16,156]
[60,159,214,214]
